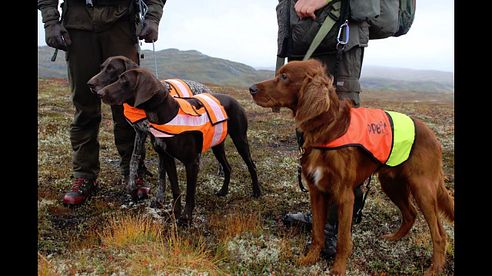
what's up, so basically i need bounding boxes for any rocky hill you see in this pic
[38,46,453,93]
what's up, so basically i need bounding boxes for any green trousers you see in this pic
[66,19,139,179]
[289,45,364,107]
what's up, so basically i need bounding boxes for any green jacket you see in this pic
[38,0,165,32]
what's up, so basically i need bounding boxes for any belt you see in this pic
[65,0,131,7]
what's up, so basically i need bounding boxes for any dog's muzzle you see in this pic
[249,84,259,95]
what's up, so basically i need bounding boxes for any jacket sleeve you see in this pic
[144,0,165,24]
[38,0,61,25]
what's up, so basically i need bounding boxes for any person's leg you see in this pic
[63,29,103,205]
[99,19,146,190]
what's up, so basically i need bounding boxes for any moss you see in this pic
[38,79,454,274]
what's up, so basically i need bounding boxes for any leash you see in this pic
[354,174,373,224]
[152,41,159,78]
[135,0,158,78]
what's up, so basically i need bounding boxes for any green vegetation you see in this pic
[38,78,454,274]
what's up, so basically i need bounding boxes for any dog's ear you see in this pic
[295,70,332,123]
[133,69,165,107]
[120,56,139,71]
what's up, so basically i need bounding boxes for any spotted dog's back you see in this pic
[183,80,214,94]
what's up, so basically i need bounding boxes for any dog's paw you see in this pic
[297,255,318,266]
[423,264,442,276]
[329,266,346,276]
[330,258,348,275]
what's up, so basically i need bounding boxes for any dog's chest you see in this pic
[302,151,331,193]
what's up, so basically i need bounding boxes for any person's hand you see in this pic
[44,21,71,51]
[138,19,159,43]
[294,0,329,20]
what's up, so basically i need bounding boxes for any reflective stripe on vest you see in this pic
[149,93,228,153]
[317,108,415,167]
[193,93,228,125]
[166,79,193,98]
[123,79,194,124]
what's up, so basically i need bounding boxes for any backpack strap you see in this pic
[303,13,338,61]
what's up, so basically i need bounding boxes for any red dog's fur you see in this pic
[250,59,454,275]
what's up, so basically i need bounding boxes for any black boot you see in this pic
[282,211,312,230]
[321,222,338,259]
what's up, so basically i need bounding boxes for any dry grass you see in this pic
[97,213,224,274]
[38,79,454,274]
[38,253,59,276]
[99,214,163,248]
[209,211,262,243]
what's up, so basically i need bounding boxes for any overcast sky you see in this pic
[38,0,454,72]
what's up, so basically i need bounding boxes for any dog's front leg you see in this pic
[128,130,147,199]
[298,182,328,266]
[331,188,355,275]
[151,152,167,208]
[162,153,182,218]
[178,157,200,226]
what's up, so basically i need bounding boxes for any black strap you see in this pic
[296,130,308,193]
[354,174,373,224]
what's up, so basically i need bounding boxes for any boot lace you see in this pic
[71,177,89,192]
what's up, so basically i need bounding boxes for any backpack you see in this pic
[276,0,416,58]
[350,0,416,39]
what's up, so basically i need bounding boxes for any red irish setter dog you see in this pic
[249,59,454,275]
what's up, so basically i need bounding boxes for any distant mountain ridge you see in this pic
[38,46,453,93]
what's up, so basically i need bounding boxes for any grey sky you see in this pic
[38,0,454,72]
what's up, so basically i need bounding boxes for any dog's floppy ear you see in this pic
[119,56,139,71]
[295,69,333,124]
[132,68,165,107]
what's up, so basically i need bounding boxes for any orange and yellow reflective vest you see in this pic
[315,107,415,167]
[123,79,195,124]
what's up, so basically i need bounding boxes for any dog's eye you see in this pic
[279,73,288,81]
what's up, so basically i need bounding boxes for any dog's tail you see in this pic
[437,172,454,222]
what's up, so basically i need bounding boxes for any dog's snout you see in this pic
[249,84,259,95]
[87,81,97,94]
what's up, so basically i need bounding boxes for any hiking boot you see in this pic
[321,222,338,259]
[125,176,150,200]
[283,211,313,230]
[284,211,338,259]
[63,177,97,206]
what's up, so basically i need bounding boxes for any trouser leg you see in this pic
[66,29,103,179]
[313,46,364,108]
[99,19,140,177]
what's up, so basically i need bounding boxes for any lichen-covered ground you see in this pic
[38,78,454,275]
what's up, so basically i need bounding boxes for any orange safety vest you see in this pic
[123,79,194,124]
[148,93,229,153]
[315,107,415,167]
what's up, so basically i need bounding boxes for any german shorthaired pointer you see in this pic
[94,67,261,224]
